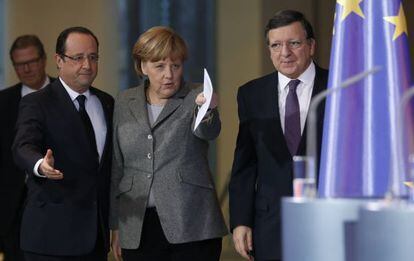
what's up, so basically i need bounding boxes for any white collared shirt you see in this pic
[59,78,107,160]
[278,62,316,134]
[21,77,50,97]
[34,78,107,177]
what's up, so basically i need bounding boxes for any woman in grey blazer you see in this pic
[110,26,227,261]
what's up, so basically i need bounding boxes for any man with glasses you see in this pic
[12,27,113,260]
[229,10,328,261]
[0,34,55,261]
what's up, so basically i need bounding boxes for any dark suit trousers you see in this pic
[23,218,106,261]
[122,207,222,261]
[0,224,25,261]
[0,203,25,261]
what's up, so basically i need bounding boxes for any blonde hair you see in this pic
[132,26,188,75]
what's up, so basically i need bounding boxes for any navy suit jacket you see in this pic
[229,65,328,260]
[12,79,113,256]
[0,77,55,237]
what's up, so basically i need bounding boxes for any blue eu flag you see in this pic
[319,0,413,198]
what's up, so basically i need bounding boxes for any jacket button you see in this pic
[147,153,152,159]
[147,134,153,140]
[147,174,152,179]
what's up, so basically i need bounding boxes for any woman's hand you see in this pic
[195,92,218,109]
[111,230,122,261]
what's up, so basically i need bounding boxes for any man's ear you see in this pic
[309,38,316,57]
[55,53,63,70]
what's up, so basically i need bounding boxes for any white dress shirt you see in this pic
[21,76,50,97]
[34,78,107,176]
[278,62,316,134]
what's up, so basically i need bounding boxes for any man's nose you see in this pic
[280,43,292,56]
[23,63,31,72]
[82,57,92,68]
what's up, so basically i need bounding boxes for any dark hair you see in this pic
[9,35,46,62]
[265,10,314,45]
[55,26,99,55]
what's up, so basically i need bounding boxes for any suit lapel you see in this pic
[264,73,284,133]
[127,81,190,130]
[151,83,189,129]
[51,80,80,116]
[128,85,152,131]
[262,73,292,156]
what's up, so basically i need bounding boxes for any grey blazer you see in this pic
[110,81,228,249]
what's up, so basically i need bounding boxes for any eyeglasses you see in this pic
[269,39,310,52]
[13,57,42,70]
[61,53,99,64]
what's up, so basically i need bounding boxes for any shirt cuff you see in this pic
[34,158,46,178]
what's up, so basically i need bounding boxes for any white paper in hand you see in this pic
[194,68,213,131]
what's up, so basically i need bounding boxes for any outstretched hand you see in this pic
[39,149,63,179]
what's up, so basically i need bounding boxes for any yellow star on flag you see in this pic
[337,0,365,21]
[384,3,408,40]
[404,181,414,189]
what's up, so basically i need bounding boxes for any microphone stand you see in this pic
[389,85,414,200]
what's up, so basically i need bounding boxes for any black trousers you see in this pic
[122,208,222,261]
[1,190,26,261]
[23,218,106,261]
[0,225,25,261]
[23,250,106,261]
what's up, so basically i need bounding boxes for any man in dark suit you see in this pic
[229,10,328,261]
[12,27,113,260]
[0,34,54,261]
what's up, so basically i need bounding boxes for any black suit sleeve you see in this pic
[229,87,258,231]
[12,95,45,175]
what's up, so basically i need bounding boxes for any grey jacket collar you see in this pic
[128,79,190,129]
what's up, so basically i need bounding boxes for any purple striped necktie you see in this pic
[285,79,301,155]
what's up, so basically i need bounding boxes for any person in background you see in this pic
[0,34,54,261]
[12,27,113,260]
[110,26,227,261]
[229,10,328,261]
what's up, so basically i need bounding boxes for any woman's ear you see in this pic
[141,61,147,75]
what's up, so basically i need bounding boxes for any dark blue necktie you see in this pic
[285,79,301,155]
[76,95,98,157]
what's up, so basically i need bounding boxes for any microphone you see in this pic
[306,67,381,191]
[389,85,414,200]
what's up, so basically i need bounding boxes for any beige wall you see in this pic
[215,0,262,208]
[3,0,120,97]
[215,1,263,257]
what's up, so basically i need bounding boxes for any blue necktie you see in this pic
[76,95,98,158]
[285,79,301,155]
